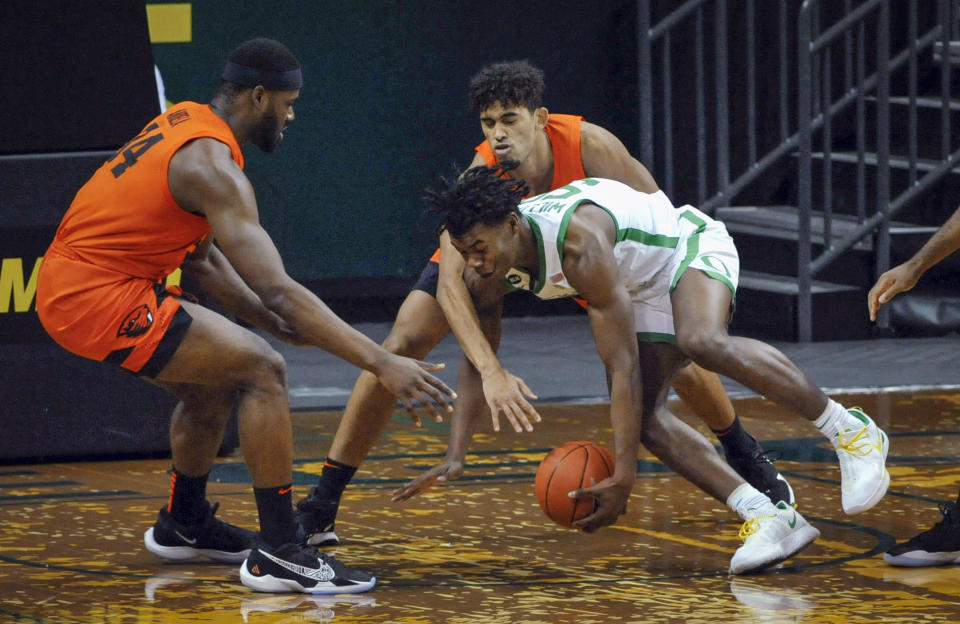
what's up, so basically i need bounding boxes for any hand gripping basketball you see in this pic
[535,441,625,530]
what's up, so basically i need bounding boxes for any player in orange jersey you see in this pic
[36,38,454,594]
[297,60,793,547]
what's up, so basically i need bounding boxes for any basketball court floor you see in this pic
[2,316,960,623]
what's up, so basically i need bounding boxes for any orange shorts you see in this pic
[37,241,192,377]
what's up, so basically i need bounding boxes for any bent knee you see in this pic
[676,330,729,365]
[231,339,287,393]
[382,324,444,358]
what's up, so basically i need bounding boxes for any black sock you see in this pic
[167,468,209,525]
[712,415,759,457]
[254,484,297,548]
[315,458,357,500]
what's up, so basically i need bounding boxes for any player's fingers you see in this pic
[416,360,446,373]
[487,406,502,433]
[516,378,539,401]
[505,403,532,432]
[391,479,429,502]
[416,380,454,415]
[500,404,523,433]
[399,397,422,427]
[513,399,540,430]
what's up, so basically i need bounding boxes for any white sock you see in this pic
[727,483,778,520]
[813,399,850,440]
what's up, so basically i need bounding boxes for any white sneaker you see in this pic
[832,407,890,514]
[729,501,820,574]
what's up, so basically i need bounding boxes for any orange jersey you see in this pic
[54,101,244,281]
[428,114,588,264]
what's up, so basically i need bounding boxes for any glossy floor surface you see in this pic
[2,389,960,623]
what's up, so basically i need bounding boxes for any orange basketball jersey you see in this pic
[37,102,244,374]
[53,101,244,281]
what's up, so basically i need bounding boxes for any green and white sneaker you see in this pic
[729,501,820,574]
[832,407,890,515]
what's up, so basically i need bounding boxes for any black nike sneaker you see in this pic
[143,501,257,563]
[885,496,960,566]
[294,487,340,546]
[727,447,796,507]
[240,542,375,594]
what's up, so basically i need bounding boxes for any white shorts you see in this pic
[630,206,739,344]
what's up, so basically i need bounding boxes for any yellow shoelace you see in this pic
[738,513,777,541]
[836,425,877,456]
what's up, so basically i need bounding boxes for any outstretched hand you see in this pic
[390,459,464,502]
[481,367,541,433]
[867,263,920,322]
[568,476,632,533]
[376,357,456,426]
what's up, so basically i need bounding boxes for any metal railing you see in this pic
[798,0,958,340]
[638,0,960,341]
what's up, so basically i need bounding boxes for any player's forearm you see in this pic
[184,252,276,328]
[437,277,502,376]
[905,205,960,275]
[264,283,390,374]
[607,369,641,481]
[444,357,485,463]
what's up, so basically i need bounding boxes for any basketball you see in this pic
[534,441,615,528]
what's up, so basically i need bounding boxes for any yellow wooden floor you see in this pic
[2,390,960,623]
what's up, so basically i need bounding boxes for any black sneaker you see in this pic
[240,542,375,594]
[295,487,340,546]
[884,497,960,566]
[143,501,257,563]
[727,448,796,507]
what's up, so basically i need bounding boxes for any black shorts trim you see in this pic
[138,302,192,378]
[411,259,439,297]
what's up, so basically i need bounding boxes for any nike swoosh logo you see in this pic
[278,487,292,495]
[258,549,336,582]
[787,512,798,529]
[174,530,198,545]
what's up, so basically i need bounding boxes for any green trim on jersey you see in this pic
[669,209,709,292]
[524,215,549,296]
[637,332,677,344]
[621,229,680,248]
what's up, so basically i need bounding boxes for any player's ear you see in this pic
[535,107,549,129]
[250,86,267,111]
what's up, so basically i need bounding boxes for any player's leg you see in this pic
[151,301,374,593]
[671,268,889,515]
[634,341,819,574]
[672,362,794,506]
[298,263,451,545]
[143,380,258,563]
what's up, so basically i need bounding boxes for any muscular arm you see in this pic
[869,204,960,321]
[436,151,539,431]
[182,240,297,341]
[580,122,659,193]
[562,205,642,530]
[168,138,453,411]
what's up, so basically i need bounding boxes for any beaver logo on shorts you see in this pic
[117,305,154,338]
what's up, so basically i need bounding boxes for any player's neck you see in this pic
[516,130,554,196]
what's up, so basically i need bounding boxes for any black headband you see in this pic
[221,61,303,91]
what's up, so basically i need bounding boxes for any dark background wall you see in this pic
[149,1,640,289]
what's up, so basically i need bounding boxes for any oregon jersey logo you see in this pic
[117,305,154,338]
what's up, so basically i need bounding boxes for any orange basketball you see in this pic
[534,441,615,528]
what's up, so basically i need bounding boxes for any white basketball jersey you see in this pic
[504,178,712,300]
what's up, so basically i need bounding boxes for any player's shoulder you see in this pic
[169,137,248,204]
[579,121,626,150]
